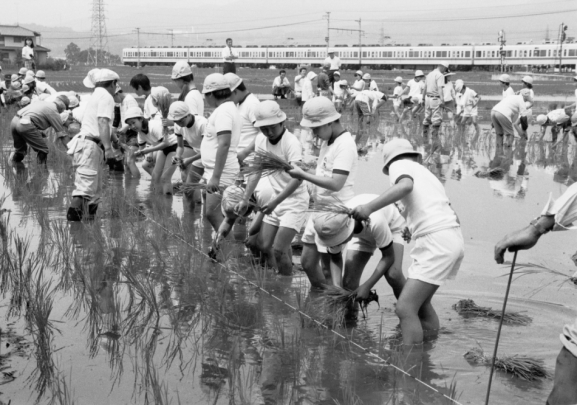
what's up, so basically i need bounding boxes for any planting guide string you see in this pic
[117,196,464,405]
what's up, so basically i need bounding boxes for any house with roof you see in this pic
[0,25,50,66]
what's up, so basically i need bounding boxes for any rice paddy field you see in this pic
[0,67,576,404]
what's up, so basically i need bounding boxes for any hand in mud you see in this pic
[494,225,541,264]
[402,227,412,243]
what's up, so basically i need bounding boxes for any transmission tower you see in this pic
[379,24,385,45]
[88,0,109,66]
[545,25,550,42]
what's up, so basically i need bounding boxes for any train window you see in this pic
[409,51,418,57]
[151,51,157,57]
[569,49,577,56]
[436,51,447,57]
[204,52,211,57]
[464,51,470,57]
[362,51,367,58]
[506,51,512,57]
[353,52,358,57]
[563,49,567,56]
[167,52,174,57]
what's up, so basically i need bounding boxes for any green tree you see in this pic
[64,42,81,65]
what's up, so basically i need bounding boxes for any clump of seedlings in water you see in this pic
[452,299,532,325]
[473,167,506,180]
[464,347,550,381]
[313,285,379,326]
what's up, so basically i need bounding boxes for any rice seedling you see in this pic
[473,167,506,179]
[464,347,550,381]
[293,160,317,172]
[240,149,294,178]
[308,200,352,216]
[452,299,532,325]
[155,92,173,137]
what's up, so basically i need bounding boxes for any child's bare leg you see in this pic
[272,227,297,276]
[395,279,439,346]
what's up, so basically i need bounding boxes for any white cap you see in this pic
[333,71,341,76]
[124,106,144,123]
[21,84,30,93]
[60,110,71,123]
[18,67,27,75]
[415,70,424,77]
[171,61,192,79]
[150,86,170,101]
[362,73,371,80]
[253,100,287,127]
[454,79,464,92]
[83,69,101,88]
[224,72,243,91]
[26,70,35,77]
[301,97,341,128]
[522,75,533,85]
[68,96,79,108]
[167,101,190,121]
[339,80,348,87]
[394,76,402,83]
[11,81,21,90]
[202,73,229,94]
[11,74,18,82]
[20,96,31,107]
[499,74,510,83]
[355,70,363,76]
[328,48,336,53]
[35,70,46,79]
[23,75,35,85]
[97,69,119,83]
[536,114,547,125]
[439,61,450,68]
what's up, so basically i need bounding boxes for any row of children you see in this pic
[0,66,57,108]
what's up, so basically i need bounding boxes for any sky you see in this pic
[2,0,577,55]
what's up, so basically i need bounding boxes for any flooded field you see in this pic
[0,100,576,405]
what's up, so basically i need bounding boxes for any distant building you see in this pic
[0,25,50,66]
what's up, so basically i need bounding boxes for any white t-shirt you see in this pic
[443,81,455,102]
[137,119,177,147]
[368,80,379,92]
[388,159,459,239]
[356,90,386,112]
[492,95,527,122]
[352,79,366,95]
[237,93,261,151]
[459,87,479,114]
[174,115,207,149]
[502,87,515,99]
[183,88,204,116]
[78,87,115,138]
[22,46,34,60]
[393,85,404,106]
[547,109,570,125]
[323,56,341,70]
[143,88,163,120]
[272,76,290,88]
[222,46,238,61]
[346,193,405,248]
[333,82,344,99]
[294,75,306,93]
[201,101,241,183]
[254,130,308,202]
[407,79,424,97]
[302,72,317,102]
[35,80,56,95]
[315,132,358,205]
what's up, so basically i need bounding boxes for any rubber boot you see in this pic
[67,206,83,222]
[37,151,48,165]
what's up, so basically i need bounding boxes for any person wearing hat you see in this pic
[536,107,572,143]
[67,68,121,221]
[22,74,37,99]
[352,71,365,94]
[313,193,406,301]
[112,84,140,177]
[391,76,405,121]
[237,100,309,275]
[4,77,24,105]
[494,183,577,405]
[354,87,388,134]
[124,105,179,193]
[513,75,535,140]
[351,138,464,346]
[491,88,532,150]
[34,70,56,96]
[499,74,515,99]
[171,60,203,117]
[272,70,291,100]
[323,48,341,85]
[421,62,449,144]
[201,73,241,231]
[227,73,261,163]
[18,67,28,81]
[285,97,358,287]
[169,101,208,203]
[454,79,481,139]
[9,96,69,165]
[362,73,379,92]
[294,67,308,106]
[333,78,352,113]
[222,38,238,74]
[399,70,426,120]
[318,64,332,99]
[301,70,318,103]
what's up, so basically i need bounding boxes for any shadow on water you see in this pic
[0,99,576,404]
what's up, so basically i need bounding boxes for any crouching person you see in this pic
[237,101,309,275]
[67,69,121,221]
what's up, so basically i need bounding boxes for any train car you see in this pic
[122,42,577,70]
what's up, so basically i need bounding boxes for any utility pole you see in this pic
[356,18,362,67]
[136,28,141,69]
[545,25,550,42]
[558,22,568,72]
[498,30,506,72]
[379,24,385,46]
[168,29,174,47]
[323,12,331,52]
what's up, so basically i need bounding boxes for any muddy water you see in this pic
[0,108,576,405]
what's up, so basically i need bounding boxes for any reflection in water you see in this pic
[1,103,576,404]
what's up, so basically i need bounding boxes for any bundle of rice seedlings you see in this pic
[452,299,532,325]
[464,347,550,380]
[308,200,351,216]
[155,92,173,136]
[473,167,506,179]
[315,285,355,326]
[293,160,317,172]
[240,149,293,177]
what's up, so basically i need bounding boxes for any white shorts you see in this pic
[408,227,464,286]
[301,214,327,253]
[348,230,404,253]
[462,106,478,118]
[203,168,237,187]
[263,194,308,232]
[411,94,423,104]
[561,318,577,358]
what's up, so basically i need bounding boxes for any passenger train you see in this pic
[122,42,577,70]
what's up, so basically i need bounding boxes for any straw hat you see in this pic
[313,212,355,250]
[254,100,287,127]
[301,97,341,128]
[381,138,422,174]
